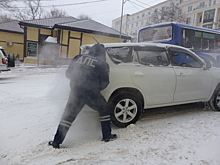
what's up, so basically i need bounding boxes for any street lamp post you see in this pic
[119,0,128,40]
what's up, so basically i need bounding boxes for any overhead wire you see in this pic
[7,0,108,9]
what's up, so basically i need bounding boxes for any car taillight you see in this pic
[2,58,7,64]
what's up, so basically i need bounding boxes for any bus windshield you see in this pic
[139,26,172,42]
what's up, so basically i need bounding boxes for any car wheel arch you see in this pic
[107,87,145,128]
[108,87,145,109]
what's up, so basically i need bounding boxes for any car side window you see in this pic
[107,47,132,64]
[135,50,168,66]
[132,46,169,66]
[170,51,202,68]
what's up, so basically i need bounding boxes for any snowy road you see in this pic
[0,67,220,165]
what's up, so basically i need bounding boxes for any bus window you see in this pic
[182,29,198,49]
[202,32,215,50]
[194,31,202,50]
[215,34,220,51]
[202,39,209,50]
[139,26,172,42]
[194,37,202,50]
[184,29,194,49]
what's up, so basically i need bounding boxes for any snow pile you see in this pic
[0,67,220,165]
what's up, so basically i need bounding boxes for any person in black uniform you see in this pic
[49,44,117,149]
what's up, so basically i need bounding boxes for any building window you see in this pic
[132,18,134,21]
[178,9,182,16]
[214,0,216,5]
[142,14,145,17]
[148,12,151,15]
[203,9,215,23]
[186,17,191,24]
[128,18,130,22]
[180,0,184,4]
[162,6,165,11]
[188,6,192,12]
[115,21,120,26]
[209,0,212,6]
[199,15,202,22]
[136,22,138,27]
[137,16,139,19]
[170,3,174,8]
[199,2,205,9]
[203,24,213,29]
[141,21,144,25]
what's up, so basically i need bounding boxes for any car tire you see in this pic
[8,54,15,67]
[209,86,220,111]
[109,92,142,128]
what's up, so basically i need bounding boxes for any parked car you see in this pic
[0,46,15,72]
[81,42,220,128]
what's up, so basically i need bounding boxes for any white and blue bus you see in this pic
[138,22,220,67]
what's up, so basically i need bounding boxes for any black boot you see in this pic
[100,119,117,142]
[48,141,60,149]
[49,124,70,149]
[102,134,117,142]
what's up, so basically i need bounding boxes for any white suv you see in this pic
[81,42,220,128]
[0,46,8,71]
[0,46,15,72]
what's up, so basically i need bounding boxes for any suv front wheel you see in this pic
[209,86,220,111]
[109,92,142,128]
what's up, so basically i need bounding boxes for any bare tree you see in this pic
[0,0,13,9]
[77,14,92,21]
[0,14,14,22]
[147,0,186,25]
[43,6,67,18]
[6,0,44,20]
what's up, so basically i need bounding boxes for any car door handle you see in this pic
[134,71,144,77]
[178,73,185,76]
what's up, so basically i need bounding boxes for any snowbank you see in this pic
[0,67,220,165]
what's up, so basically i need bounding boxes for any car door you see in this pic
[168,47,213,103]
[130,46,176,106]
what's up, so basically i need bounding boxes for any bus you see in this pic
[138,22,220,67]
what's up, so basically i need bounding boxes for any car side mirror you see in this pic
[204,61,212,70]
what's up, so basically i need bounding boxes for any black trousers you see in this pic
[53,89,112,144]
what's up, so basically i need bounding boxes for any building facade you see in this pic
[19,17,131,65]
[0,21,24,60]
[112,0,220,42]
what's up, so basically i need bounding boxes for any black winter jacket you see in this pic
[66,44,109,92]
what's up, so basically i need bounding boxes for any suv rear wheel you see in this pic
[209,86,220,111]
[109,92,142,128]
